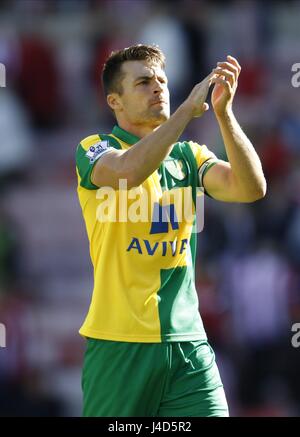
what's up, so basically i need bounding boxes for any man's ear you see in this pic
[107,93,123,112]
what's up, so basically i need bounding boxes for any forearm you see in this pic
[216,109,266,200]
[121,104,192,186]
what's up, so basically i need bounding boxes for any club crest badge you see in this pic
[165,159,187,181]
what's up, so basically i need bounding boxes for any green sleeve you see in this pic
[76,143,99,190]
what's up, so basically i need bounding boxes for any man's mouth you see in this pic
[150,100,166,106]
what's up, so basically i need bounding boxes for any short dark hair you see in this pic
[102,44,166,96]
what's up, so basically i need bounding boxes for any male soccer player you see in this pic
[75,44,266,417]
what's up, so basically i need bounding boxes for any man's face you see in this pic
[115,60,170,128]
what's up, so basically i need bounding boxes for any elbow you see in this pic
[260,178,267,198]
[255,176,267,200]
[247,178,267,202]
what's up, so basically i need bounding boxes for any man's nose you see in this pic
[153,80,163,94]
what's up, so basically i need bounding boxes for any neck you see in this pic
[116,120,160,139]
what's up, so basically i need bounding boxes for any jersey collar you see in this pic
[112,125,140,145]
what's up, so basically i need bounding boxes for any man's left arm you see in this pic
[203,56,267,203]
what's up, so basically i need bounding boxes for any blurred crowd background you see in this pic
[0,0,300,417]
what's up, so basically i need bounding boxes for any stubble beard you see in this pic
[138,106,169,128]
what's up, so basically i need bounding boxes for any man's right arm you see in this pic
[91,73,215,190]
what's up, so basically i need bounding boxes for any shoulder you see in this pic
[78,134,102,152]
[75,133,112,190]
[172,140,215,160]
[172,140,207,154]
[77,133,122,155]
[174,140,217,170]
[182,140,207,155]
[76,132,122,163]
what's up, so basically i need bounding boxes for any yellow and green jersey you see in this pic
[75,125,218,342]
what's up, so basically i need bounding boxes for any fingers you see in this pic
[211,76,232,93]
[216,62,238,79]
[197,56,241,88]
[193,71,216,94]
[213,55,241,87]
[208,72,219,87]
[227,55,241,73]
[213,67,235,87]
[221,56,241,79]
[202,70,219,86]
